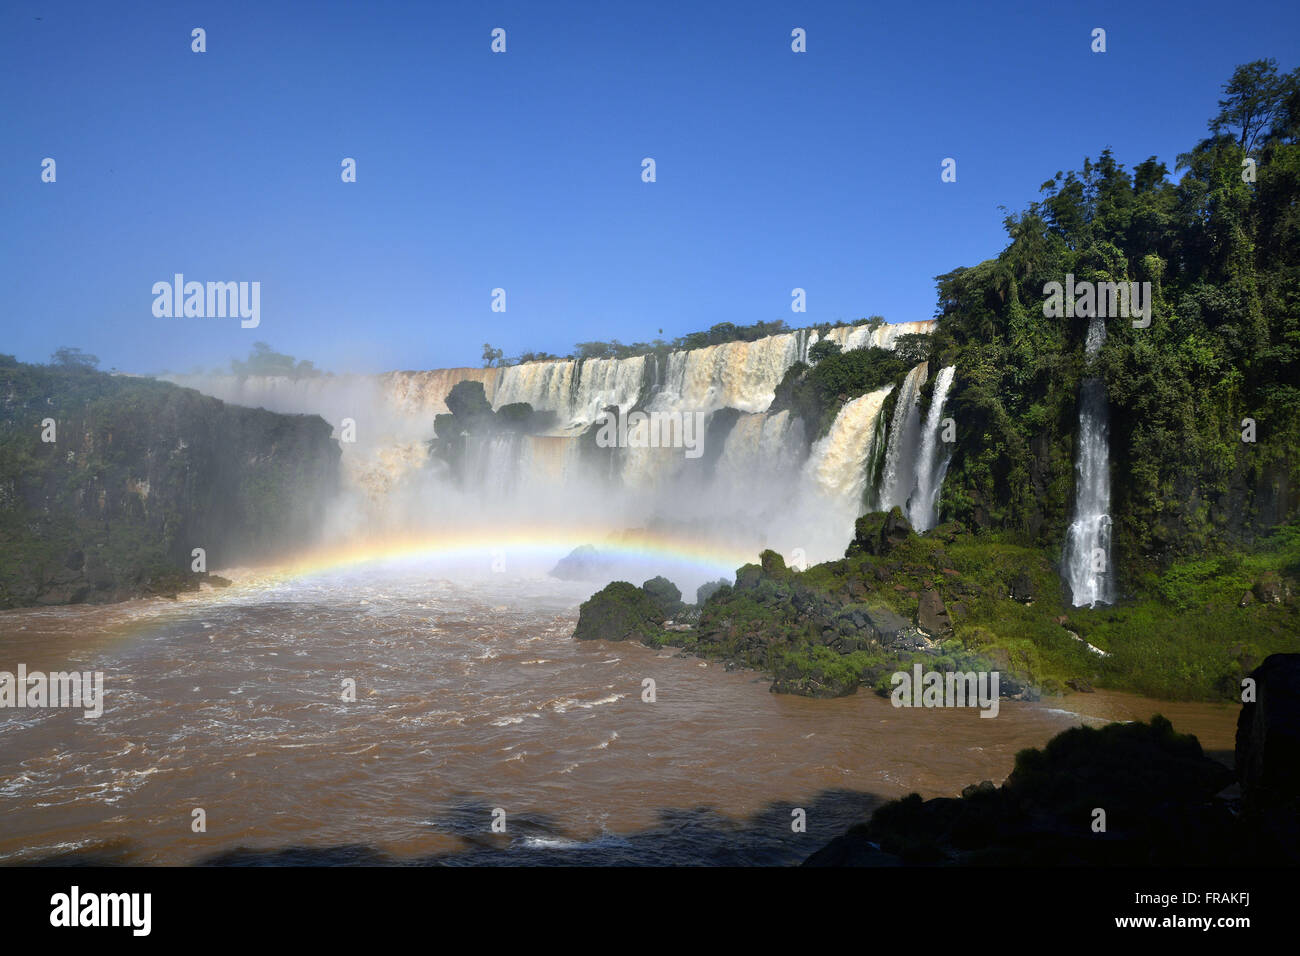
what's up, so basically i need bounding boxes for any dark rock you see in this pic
[916,588,952,638]
[1009,571,1035,603]
[641,576,685,618]
[960,780,996,799]
[806,717,1239,866]
[862,605,910,644]
[845,507,915,559]
[1066,678,1094,693]
[1253,571,1286,604]
[573,581,665,643]
[695,578,729,605]
[1235,653,1300,810]
[881,507,914,550]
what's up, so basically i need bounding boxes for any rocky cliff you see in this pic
[0,356,340,607]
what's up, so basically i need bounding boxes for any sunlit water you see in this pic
[0,561,1237,865]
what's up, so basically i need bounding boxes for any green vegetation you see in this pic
[574,502,1299,701]
[773,346,911,439]
[928,59,1300,574]
[573,580,669,643]
[484,316,888,367]
[0,355,339,608]
[228,341,323,378]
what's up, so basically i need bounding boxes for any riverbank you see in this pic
[575,510,1300,703]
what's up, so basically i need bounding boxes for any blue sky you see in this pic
[3,0,1298,374]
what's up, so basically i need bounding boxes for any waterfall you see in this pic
[907,365,957,532]
[875,362,929,512]
[815,319,937,353]
[491,356,646,432]
[652,331,810,415]
[1063,317,1114,607]
[166,321,942,565]
[803,386,895,519]
[712,410,806,500]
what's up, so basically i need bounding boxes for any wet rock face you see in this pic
[916,588,952,638]
[1236,653,1300,809]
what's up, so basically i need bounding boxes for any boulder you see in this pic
[1009,571,1035,604]
[881,507,914,550]
[862,605,911,644]
[695,578,729,605]
[641,575,685,618]
[573,581,665,643]
[845,507,915,559]
[916,589,953,638]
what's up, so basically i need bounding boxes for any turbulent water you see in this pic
[0,565,1237,865]
[1064,319,1114,607]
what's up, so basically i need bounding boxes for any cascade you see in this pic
[1063,317,1115,607]
[875,362,929,512]
[907,365,957,532]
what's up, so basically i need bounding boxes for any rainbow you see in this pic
[198,524,764,598]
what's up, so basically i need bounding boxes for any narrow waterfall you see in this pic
[875,362,929,512]
[907,365,957,532]
[1063,317,1114,607]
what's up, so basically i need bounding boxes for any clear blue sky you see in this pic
[3,0,1297,374]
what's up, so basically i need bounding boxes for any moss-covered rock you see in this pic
[573,581,666,643]
[641,575,686,619]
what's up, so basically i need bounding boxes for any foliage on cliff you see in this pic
[0,355,340,607]
[929,59,1300,572]
[575,503,1300,701]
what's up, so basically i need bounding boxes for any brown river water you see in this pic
[0,561,1239,866]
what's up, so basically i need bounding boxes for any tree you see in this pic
[1206,58,1289,155]
[50,347,99,370]
[230,342,320,378]
[481,343,504,368]
[808,339,842,363]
